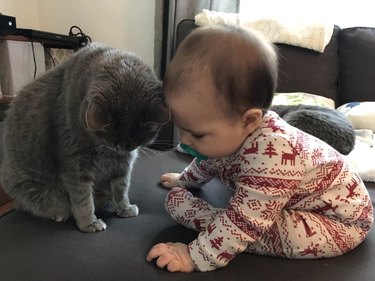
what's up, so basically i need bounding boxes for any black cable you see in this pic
[35,39,56,68]
[30,36,37,79]
[68,25,92,47]
[29,25,90,79]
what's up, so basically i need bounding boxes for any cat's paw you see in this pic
[51,214,69,222]
[116,204,139,218]
[78,219,107,233]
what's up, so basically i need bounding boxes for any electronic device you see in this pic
[0,14,17,34]
[14,28,85,48]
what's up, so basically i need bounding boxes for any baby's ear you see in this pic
[84,99,110,131]
[241,108,263,134]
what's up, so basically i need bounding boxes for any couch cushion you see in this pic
[339,27,375,106]
[337,101,375,131]
[0,149,374,281]
[272,92,336,108]
[275,26,340,103]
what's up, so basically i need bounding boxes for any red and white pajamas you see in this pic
[166,111,373,272]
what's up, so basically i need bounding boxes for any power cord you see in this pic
[30,37,37,79]
[69,25,92,47]
[28,25,91,80]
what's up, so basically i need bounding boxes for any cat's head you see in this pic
[82,48,170,152]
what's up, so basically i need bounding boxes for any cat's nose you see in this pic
[126,142,139,151]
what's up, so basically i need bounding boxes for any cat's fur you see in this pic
[0,43,169,232]
[270,104,355,155]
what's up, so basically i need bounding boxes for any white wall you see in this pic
[0,0,155,67]
[0,0,40,29]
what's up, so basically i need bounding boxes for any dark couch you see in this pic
[0,20,374,281]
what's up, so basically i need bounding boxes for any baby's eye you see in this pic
[192,133,205,139]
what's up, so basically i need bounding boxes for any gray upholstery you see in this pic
[0,149,374,281]
[339,27,375,105]
[276,26,340,102]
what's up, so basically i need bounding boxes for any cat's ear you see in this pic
[85,100,110,131]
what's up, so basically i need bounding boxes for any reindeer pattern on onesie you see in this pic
[165,111,373,272]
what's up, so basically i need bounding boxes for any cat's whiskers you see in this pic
[139,146,163,158]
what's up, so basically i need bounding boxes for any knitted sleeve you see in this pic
[178,158,219,188]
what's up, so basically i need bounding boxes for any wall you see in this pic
[0,0,155,67]
[0,0,40,29]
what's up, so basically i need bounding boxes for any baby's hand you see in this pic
[146,242,195,273]
[160,173,180,189]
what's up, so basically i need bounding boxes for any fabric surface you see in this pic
[337,102,375,132]
[337,102,375,182]
[195,9,334,52]
[0,149,374,281]
[339,27,375,105]
[344,129,375,182]
[272,92,335,108]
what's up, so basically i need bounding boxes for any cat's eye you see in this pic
[146,123,160,132]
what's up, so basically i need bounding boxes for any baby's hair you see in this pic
[163,24,278,116]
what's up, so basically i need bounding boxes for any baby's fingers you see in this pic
[147,243,182,272]
[146,243,169,261]
[156,252,179,269]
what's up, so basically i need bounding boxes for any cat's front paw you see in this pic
[51,214,70,222]
[78,219,107,233]
[116,204,139,218]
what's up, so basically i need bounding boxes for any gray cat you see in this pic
[0,43,169,232]
[270,104,355,155]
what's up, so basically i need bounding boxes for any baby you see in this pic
[146,24,373,272]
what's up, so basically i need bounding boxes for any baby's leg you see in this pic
[165,187,224,231]
[247,210,367,258]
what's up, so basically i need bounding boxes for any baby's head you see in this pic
[164,24,278,117]
[164,25,278,158]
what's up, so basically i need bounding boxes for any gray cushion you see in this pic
[339,27,375,105]
[275,26,340,102]
[0,149,374,281]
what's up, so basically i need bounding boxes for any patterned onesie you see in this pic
[165,111,373,272]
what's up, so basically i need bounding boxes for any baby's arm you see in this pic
[160,158,219,189]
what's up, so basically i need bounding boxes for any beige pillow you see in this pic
[272,92,335,108]
[337,102,375,132]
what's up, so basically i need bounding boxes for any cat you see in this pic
[0,42,170,232]
[270,104,355,155]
